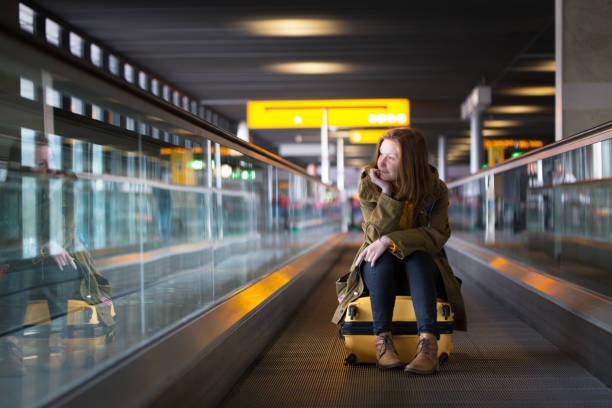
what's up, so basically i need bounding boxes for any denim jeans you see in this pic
[0,257,81,336]
[361,250,443,338]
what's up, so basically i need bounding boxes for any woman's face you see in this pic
[377,139,400,182]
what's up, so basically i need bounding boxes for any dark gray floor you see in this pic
[220,246,612,407]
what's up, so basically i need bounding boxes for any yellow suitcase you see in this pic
[340,296,454,365]
[23,299,116,367]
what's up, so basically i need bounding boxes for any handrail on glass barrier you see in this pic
[0,11,327,186]
[447,121,612,189]
[446,121,612,299]
[0,24,343,408]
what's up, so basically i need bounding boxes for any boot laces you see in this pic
[376,334,397,359]
[416,337,433,357]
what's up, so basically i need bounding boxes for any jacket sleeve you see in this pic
[359,177,405,243]
[385,183,451,258]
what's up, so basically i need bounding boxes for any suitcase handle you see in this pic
[442,305,451,320]
[347,305,358,319]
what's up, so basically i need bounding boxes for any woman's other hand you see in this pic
[369,168,392,196]
[46,240,77,271]
[354,236,393,267]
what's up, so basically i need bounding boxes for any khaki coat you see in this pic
[332,166,467,331]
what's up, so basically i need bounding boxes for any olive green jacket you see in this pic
[331,166,467,331]
[9,169,116,327]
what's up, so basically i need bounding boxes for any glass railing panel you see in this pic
[0,33,340,406]
[449,131,612,298]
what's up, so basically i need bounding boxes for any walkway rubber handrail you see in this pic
[0,11,328,185]
[447,121,612,188]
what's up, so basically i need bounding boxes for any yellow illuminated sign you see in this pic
[488,146,505,167]
[247,99,410,129]
[483,140,543,149]
[349,129,389,144]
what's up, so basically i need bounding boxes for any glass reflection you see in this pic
[449,139,612,297]
[0,34,341,407]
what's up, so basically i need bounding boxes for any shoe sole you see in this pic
[377,362,404,370]
[404,364,439,375]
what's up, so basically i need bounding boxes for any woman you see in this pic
[0,136,114,376]
[332,127,466,374]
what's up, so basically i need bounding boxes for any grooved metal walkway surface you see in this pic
[220,245,612,407]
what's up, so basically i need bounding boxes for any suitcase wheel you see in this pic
[344,353,357,366]
[438,352,449,365]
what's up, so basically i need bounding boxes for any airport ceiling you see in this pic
[35,0,555,168]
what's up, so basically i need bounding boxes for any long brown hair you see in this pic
[368,127,431,204]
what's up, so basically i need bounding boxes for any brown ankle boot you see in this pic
[375,332,403,369]
[404,333,439,375]
[40,333,68,371]
[0,336,25,377]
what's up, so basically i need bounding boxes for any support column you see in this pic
[321,108,329,183]
[470,113,482,174]
[336,137,344,191]
[437,135,447,182]
[556,0,612,139]
[337,137,347,233]
[237,120,250,142]
[461,86,491,174]
[555,0,563,141]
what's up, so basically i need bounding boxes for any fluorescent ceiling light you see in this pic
[239,18,349,37]
[512,60,555,72]
[461,129,514,137]
[169,128,194,135]
[482,129,512,137]
[267,62,351,74]
[483,120,522,128]
[486,105,549,114]
[496,86,555,96]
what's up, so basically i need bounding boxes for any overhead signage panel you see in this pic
[247,98,410,129]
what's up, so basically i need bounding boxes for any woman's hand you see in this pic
[369,168,392,196]
[46,241,77,271]
[355,236,393,267]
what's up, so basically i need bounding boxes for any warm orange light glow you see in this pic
[483,140,544,149]
[490,257,509,269]
[247,99,410,129]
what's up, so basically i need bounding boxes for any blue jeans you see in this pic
[362,250,443,338]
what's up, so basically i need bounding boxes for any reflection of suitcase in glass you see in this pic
[23,299,116,367]
[339,296,454,365]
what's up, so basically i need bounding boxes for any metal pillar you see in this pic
[337,137,347,232]
[555,0,563,141]
[470,113,482,174]
[461,85,490,174]
[321,108,329,183]
[437,135,447,182]
[336,137,344,191]
[237,120,250,142]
